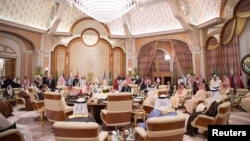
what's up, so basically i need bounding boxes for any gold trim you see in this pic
[81,28,100,47]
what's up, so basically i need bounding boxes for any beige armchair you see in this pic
[129,84,140,94]
[191,101,231,132]
[53,121,108,141]
[0,129,25,141]
[44,92,73,122]
[142,103,154,117]
[134,115,186,141]
[31,100,45,126]
[179,88,193,107]
[100,93,132,128]
[241,92,250,112]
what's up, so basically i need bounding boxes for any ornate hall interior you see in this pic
[0,0,250,141]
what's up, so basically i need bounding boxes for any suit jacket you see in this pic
[47,79,56,91]
[121,86,131,92]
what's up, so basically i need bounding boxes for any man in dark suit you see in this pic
[121,81,131,92]
[46,75,56,92]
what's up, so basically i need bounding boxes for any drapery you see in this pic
[154,50,170,72]
[172,40,193,76]
[138,41,157,77]
[206,0,250,88]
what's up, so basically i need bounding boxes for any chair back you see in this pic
[157,89,169,96]
[107,93,132,112]
[101,93,132,126]
[0,129,25,141]
[53,122,102,141]
[213,101,231,125]
[44,92,67,122]
[27,87,37,101]
[0,89,5,99]
[146,115,186,141]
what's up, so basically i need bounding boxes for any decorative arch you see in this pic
[51,45,67,79]
[70,18,111,36]
[112,47,125,77]
[0,29,38,51]
[52,29,117,81]
[0,32,26,50]
[0,31,36,81]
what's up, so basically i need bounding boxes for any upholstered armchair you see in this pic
[134,115,186,141]
[100,93,132,128]
[157,89,169,96]
[179,88,193,107]
[129,84,139,94]
[0,129,25,141]
[191,101,231,132]
[53,121,109,141]
[44,92,73,122]
[142,103,154,117]
[31,100,45,126]
[240,92,250,112]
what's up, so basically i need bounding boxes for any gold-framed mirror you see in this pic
[81,28,99,47]
[241,54,250,74]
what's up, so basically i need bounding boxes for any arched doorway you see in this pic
[0,31,35,81]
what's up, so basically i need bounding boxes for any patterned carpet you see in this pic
[6,105,250,141]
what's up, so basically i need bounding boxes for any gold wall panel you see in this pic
[56,48,66,76]
[195,54,201,75]
[69,41,110,81]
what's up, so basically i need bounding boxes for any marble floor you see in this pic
[6,105,250,141]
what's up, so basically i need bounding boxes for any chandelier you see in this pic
[68,0,138,23]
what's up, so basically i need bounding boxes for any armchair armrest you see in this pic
[143,104,154,115]
[0,129,25,141]
[99,131,109,141]
[134,127,147,139]
[35,100,44,109]
[191,115,215,131]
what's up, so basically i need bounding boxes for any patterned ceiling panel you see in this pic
[106,17,125,36]
[0,0,55,29]
[0,0,226,36]
[128,1,183,35]
[188,0,221,25]
[56,4,87,32]
[72,19,109,37]
[224,0,240,18]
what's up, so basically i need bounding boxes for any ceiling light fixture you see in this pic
[68,0,139,23]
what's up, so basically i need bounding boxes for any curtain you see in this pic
[172,40,192,76]
[154,50,170,72]
[221,35,240,78]
[138,41,157,77]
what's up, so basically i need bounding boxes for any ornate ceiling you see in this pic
[0,0,239,37]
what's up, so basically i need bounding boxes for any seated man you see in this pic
[67,98,96,122]
[170,82,187,109]
[3,84,16,106]
[185,99,223,136]
[121,81,131,92]
[0,101,13,117]
[184,83,207,114]
[17,89,33,111]
[0,113,33,141]
[138,94,177,130]
[36,84,47,101]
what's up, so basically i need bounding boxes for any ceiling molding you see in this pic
[197,17,224,29]
[52,32,72,36]
[132,29,186,38]
[0,19,48,33]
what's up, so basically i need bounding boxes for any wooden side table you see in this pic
[131,110,146,127]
